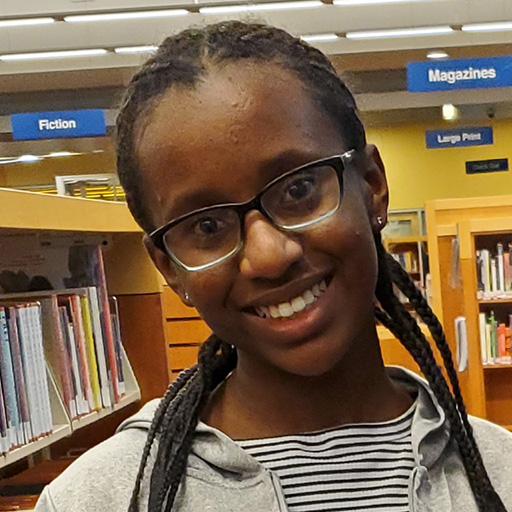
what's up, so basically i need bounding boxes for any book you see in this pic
[0,308,22,448]
[479,312,488,364]
[6,307,32,443]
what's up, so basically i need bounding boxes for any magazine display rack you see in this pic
[0,188,169,472]
[426,194,512,429]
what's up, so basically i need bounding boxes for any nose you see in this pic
[240,210,304,279]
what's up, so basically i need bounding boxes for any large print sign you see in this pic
[407,56,512,92]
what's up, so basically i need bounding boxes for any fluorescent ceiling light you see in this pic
[115,45,158,54]
[301,33,339,42]
[346,25,453,39]
[64,9,188,22]
[199,1,323,14]
[47,151,76,158]
[427,50,449,59]
[0,17,55,27]
[442,103,458,121]
[334,0,424,4]
[462,21,512,33]
[17,154,42,163]
[0,48,108,61]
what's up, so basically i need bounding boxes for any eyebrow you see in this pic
[163,148,334,223]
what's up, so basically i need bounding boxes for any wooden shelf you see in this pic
[478,297,512,305]
[384,235,427,245]
[0,188,140,233]
[0,424,71,470]
[483,364,512,370]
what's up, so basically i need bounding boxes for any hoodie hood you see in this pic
[117,366,451,477]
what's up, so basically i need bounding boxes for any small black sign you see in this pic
[466,158,508,175]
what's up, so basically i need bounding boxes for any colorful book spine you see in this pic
[80,295,101,411]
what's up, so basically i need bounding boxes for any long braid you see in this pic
[375,234,506,511]
[387,252,505,509]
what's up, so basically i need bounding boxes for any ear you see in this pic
[361,144,389,231]
[143,234,194,307]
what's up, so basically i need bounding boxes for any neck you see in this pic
[202,324,414,440]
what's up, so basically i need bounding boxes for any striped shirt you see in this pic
[237,400,417,512]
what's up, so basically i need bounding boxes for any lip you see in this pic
[240,271,333,310]
[241,274,335,344]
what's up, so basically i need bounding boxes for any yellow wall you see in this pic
[367,119,512,210]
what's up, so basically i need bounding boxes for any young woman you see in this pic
[36,21,512,512]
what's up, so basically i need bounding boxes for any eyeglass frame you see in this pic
[149,149,356,272]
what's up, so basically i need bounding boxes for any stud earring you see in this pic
[376,216,384,226]
[184,292,190,302]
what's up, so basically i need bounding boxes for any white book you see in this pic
[478,312,488,365]
[29,305,54,434]
[16,306,41,438]
[485,323,494,365]
[497,243,505,292]
[88,288,112,409]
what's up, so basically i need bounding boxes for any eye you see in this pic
[285,176,316,201]
[192,215,227,236]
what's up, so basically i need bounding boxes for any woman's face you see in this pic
[137,62,388,377]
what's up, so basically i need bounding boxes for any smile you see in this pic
[254,279,327,319]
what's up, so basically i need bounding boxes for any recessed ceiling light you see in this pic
[114,46,159,54]
[346,26,454,39]
[427,50,449,59]
[64,9,189,23]
[0,49,108,61]
[442,103,459,121]
[462,21,512,33]
[0,17,55,27]
[301,33,339,42]
[199,1,323,14]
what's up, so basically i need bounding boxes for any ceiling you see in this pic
[0,0,511,138]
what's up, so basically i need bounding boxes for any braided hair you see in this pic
[115,21,506,512]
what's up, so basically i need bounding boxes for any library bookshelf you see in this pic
[0,188,169,476]
[426,194,512,429]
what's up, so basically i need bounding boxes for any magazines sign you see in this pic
[407,56,512,92]
[426,126,493,149]
[10,109,106,140]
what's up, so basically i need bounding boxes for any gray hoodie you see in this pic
[35,367,512,511]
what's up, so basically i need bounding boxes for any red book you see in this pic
[498,323,507,360]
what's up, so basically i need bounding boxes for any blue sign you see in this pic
[426,126,493,149]
[11,110,106,140]
[407,56,512,92]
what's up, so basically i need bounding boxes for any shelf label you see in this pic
[466,158,508,175]
[10,110,106,140]
[426,126,493,149]
[407,56,512,92]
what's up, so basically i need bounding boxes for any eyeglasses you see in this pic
[149,150,356,271]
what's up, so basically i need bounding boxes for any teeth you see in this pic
[254,279,328,319]
[269,305,280,318]
[303,290,315,305]
[278,303,294,317]
[291,296,306,313]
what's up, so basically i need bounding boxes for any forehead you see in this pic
[135,62,345,225]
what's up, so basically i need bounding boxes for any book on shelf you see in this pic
[0,301,53,454]
[391,251,419,273]
[478,311,512,365]
[0,234,130,458]
[476,243,512,300]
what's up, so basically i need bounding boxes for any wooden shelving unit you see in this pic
[426,194,512,427]
[0,188,169,477]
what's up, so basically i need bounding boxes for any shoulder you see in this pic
[469,416,512,503]
[35,421,151,512]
